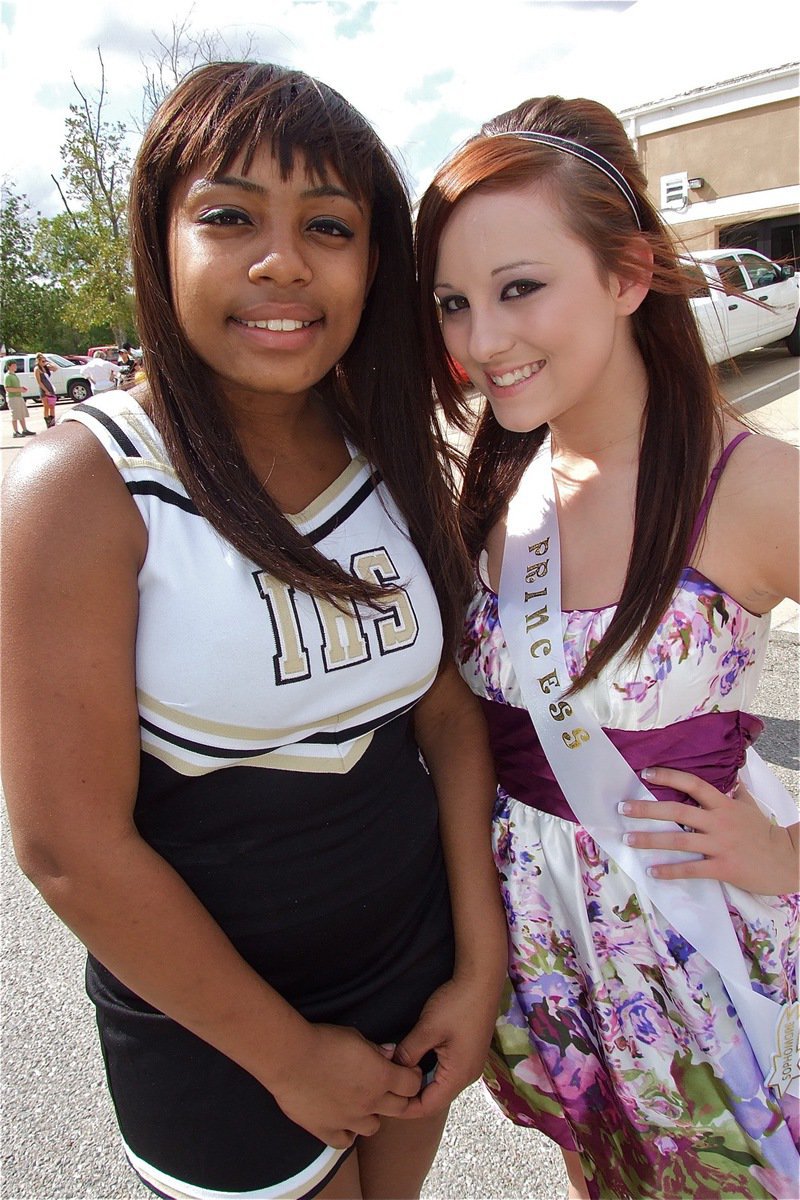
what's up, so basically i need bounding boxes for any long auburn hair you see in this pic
[415,95,729,689]
[129,62,469,650]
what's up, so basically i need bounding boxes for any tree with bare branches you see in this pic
[137,9,257,130]
[15,14,259,349]
[38,49,134,343]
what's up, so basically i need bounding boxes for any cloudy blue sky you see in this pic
[2,0,796,216]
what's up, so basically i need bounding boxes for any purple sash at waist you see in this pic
[479,697,764,823]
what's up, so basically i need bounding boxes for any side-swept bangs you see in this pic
[131,62,407,347]
[141,62,383,209]
[416,94,728,689]
[125,61,470,648]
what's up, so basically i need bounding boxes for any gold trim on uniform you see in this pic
[285,453,368,527]
[137,666,436,742]
[141,731,374,776]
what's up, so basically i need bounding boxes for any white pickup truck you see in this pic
[682,249,800,364]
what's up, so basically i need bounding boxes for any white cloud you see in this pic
[3,0,796,214]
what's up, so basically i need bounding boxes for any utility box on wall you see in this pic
[619,64,799,262]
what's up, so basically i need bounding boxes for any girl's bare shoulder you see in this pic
[703,421,799,608]
[716,421,798,509]
[2,421,147,568]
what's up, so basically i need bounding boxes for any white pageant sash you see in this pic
[497,441,799,1099]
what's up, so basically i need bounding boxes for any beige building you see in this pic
[619,63,799,264]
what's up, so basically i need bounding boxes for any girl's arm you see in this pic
[395,661,507,1116]
[700,429,799,616]
[1,426,422,1148]
[621,431,799,893]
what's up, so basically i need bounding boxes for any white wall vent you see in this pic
[660,171,689,211]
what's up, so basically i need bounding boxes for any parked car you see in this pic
[0,353,93,408]
[683,249,800,364]
[87,343,121,362]
[449,359,472,387]
[86,344,143,365]
[64,354,90,365]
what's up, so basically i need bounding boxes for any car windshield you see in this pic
[47,355,74,367]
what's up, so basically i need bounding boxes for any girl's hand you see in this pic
[391,973,500,1118]
[620,767,799,895]
[270,1023,422,1148]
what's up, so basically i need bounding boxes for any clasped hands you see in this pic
[619,766,799,896]
[274,973,497,1148]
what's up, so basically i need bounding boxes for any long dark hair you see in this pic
[129,62,469,649]
[416,95,729,688]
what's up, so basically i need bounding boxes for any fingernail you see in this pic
[618,801,632,815]
[641,767,655,781]
[622,833,634,845]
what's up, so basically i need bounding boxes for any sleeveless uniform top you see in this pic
[66,391,442,774]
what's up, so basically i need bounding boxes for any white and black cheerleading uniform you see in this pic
[62,394,455,1200]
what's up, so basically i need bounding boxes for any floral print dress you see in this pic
[460,558,798,1198]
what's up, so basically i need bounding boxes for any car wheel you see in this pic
[67,379,92,402]
[0,387,7,411]
[787,312,800,357]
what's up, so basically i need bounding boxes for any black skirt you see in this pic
[87,712,455,1198]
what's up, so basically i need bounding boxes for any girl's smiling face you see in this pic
[168,143,375,411]
[434,182,646,434]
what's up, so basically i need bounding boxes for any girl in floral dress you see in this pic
[415,95,799,1199]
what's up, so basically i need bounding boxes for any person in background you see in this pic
[84,349,118,396]
[116,344,137,391]
[33,354,57,426]
[415,95,799,1200]
[1,62,505,1200]
[3,359,35,437]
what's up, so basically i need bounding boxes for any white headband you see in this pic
[488,129,642,230]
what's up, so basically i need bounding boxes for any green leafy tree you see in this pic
[14,18,257,353]
[42,50,136,344]
[0,183,72,352]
